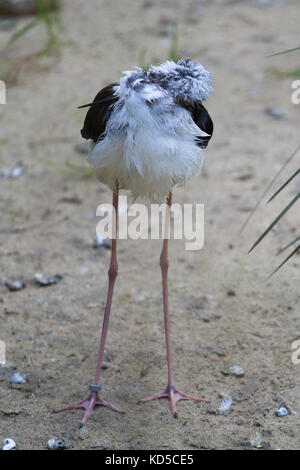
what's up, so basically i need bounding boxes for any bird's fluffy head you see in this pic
[119,58,213,104]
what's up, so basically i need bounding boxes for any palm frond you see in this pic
[248,192,300,254]
[240,144,300,234]
[268,168,300,203]
[267,244,300,279]
[277,236,300,255]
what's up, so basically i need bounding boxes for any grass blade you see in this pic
[248,192,300,253]
[267,46,300,57]
[169,22,180,62]
[277,236,300,255]
[240,144,300,234]
[7,18,40,46]
[268,167,300,202]
[267,243,300,278]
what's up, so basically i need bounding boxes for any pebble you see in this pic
[34,273,63,286]
[1,162,24,179]
[250,432,262,449]
[227,289,236,296]
[265,106,285,120]
[93,235,112,249]
[101,361,120,372]
[10,371,27,384]
[2,407,21,416]
[222,364,245,377]
[208,394,232,414]
[5,280,25,292]
[47,437,71,450]
[276,405,289,417]
[2,438,16,450]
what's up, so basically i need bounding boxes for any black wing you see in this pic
[80,83,119,143]
[177,99,213,149]
[192,102,213,149]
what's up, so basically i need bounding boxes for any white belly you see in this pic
[87,99,205,200]
[87,130,204,201]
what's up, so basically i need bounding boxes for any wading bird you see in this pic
[55,59,213,427]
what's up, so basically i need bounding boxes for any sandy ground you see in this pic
[0,0,299,450]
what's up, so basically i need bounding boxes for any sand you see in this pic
[0,0,299,450]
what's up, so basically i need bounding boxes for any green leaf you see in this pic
[240,144,300,234]
[248,192,300,253]
[268,167,300,202]
[267,243,300,278]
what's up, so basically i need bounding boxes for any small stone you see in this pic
[2,438,16,450]
[251,432,262,449]
[227,289,236,296]
[10,371,27,384]
[101,361,120,372]
[1,162,24,179]
[265,106,285,120]
[34,273,63,286]
[222,364,245,377]
[47,437,71,450]
[2,407,21,416]
[5,280,25,292]
[93,235,111,249]
[208,394,232,414]
[276,405,289,417]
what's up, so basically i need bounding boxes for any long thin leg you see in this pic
[141,192,206,417]
[161,191,173,386]
[55,182,124,427]
[93,183,119,386]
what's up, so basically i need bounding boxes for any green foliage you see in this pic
[248,145,300,277]
[7,0,61,55]
[247,45,300,276]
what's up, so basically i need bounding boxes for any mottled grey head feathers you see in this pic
[118,59,213,104]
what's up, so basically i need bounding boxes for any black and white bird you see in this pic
[55,59,214,427]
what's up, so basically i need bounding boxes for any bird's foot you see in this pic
[54,391,124,428]
[141,382,206,418]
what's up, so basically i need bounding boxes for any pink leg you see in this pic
[141,192,206,417]
[55,182,124,427]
